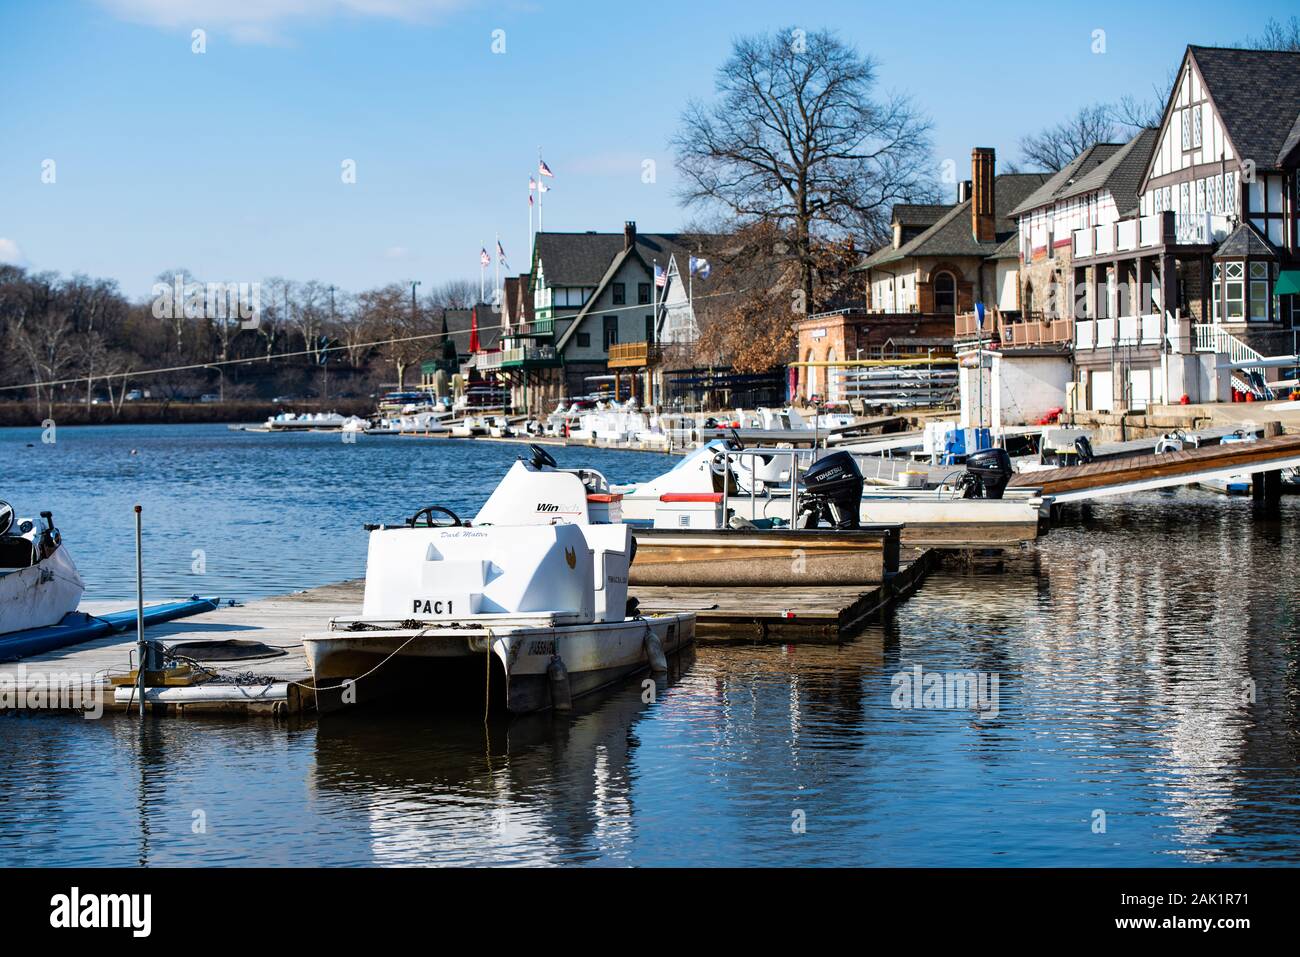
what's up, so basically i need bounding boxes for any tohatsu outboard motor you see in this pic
[797,451,863,529]
[957,447,1014,499]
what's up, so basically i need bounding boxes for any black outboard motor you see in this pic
[798,451,863,529]
[1074,435,1095,464]
[959,447,1014,499]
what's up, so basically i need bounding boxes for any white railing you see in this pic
[1073,230,1094,258]
[1139,214,1162,246]
[1116,219,1137,250]
[1096,317,1116,347]
[476,350,504,370]
[499,345,558,364]
[1117,315,1139,345]
[1094,227,1115,255]
[1140,313,1162,344]
[1075,319,1095,349]
[1175,212,1232,245]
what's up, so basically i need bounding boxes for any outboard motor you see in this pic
[959,447,1013,500]
[797,451,863,529]
[1074,435,1095,464]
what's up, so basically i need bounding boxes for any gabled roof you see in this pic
[532,231,685,287]
[861,172,1050,268]
[1213,221,1279,260]
[1064,128,1159,215]
[1190,46,1300,168]
[987,234,1021,260]
[1010,143,1125,216]
[892,204,952,227]
[553,242,670,352]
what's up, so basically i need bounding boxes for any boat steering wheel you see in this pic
[0,501,12,537]
[406,505,463,528]
[529,444,558,470]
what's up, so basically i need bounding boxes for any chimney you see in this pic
[971,148,995,243]
[956,180,972,203]
[624,221,637,250]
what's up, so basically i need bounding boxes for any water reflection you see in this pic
[3,428,1300,865]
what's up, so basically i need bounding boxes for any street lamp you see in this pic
[204,365,224,402]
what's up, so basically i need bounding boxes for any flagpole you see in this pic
[494,233,500,304]
[480,245,485,304]
[528,182,534,264]
[537,147,544,234]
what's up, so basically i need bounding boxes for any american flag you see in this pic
[538,159,554,178]
[479,248,490,267]
[654,263,667,288]
[529,176,537,191]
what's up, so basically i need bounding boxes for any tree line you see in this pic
[0,265,482,417]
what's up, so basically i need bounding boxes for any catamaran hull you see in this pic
[0,543,84,637]
[303,613,694,714]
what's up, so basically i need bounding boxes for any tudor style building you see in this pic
[1064,45,1300,411]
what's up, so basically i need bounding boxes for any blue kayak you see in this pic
[0,596,221,661]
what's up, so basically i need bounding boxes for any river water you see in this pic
[1,424,1298,866]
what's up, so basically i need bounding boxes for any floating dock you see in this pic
[0,546,937,715]
[631,548,935,642]
[1009,432,1300,502]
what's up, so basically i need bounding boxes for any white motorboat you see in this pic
[607,438,1045,544]
[0,503,84,636]
[301,460,695,714]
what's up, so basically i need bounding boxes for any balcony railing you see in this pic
[500,344,559,367]
[1072,211,1233,258]
[607,341,662,368]
[955,310,1072,348]
[1075,313,1165,349]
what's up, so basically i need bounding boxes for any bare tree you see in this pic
[1243,16,1300,51]
[673,27,937,309]
[13,311,75,418]
[428,279,479,310]
[1015,104,1120,172]
[359,283,431,391]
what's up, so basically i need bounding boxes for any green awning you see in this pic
[1276,270,1300,296]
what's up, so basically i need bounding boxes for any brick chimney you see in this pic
[971,148,995,243]
[624,220,637,250]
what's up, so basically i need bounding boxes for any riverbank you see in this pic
[0,398,374,427]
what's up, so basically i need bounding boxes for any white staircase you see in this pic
[1194,325,1275,400]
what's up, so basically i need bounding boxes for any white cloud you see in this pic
[383,245,409,260]
[0,238,26,267]
[94,0,472,44]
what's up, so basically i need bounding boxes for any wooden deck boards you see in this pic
[1008,432,1300,496]
[1,548,937,715]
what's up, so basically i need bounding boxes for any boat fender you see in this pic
[547,654,572,711]
[643,628,668,675]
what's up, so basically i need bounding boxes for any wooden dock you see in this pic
[0,547,937,715]
[1009,432,1300,502]
[630,548,935,642]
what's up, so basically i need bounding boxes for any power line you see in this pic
[0,286,749,393]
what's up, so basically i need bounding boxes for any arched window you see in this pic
[826,349,840,401]
[934,271,957,314]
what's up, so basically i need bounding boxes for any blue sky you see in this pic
[0,0,1291,298]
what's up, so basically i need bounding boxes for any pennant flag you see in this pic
[538,159,554,178]
[496,240,509,268]
[689,256,711,279]
[654,263,667,288]
[528,192,534,207]
[529,176,537,191]
[480,248,491,267]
